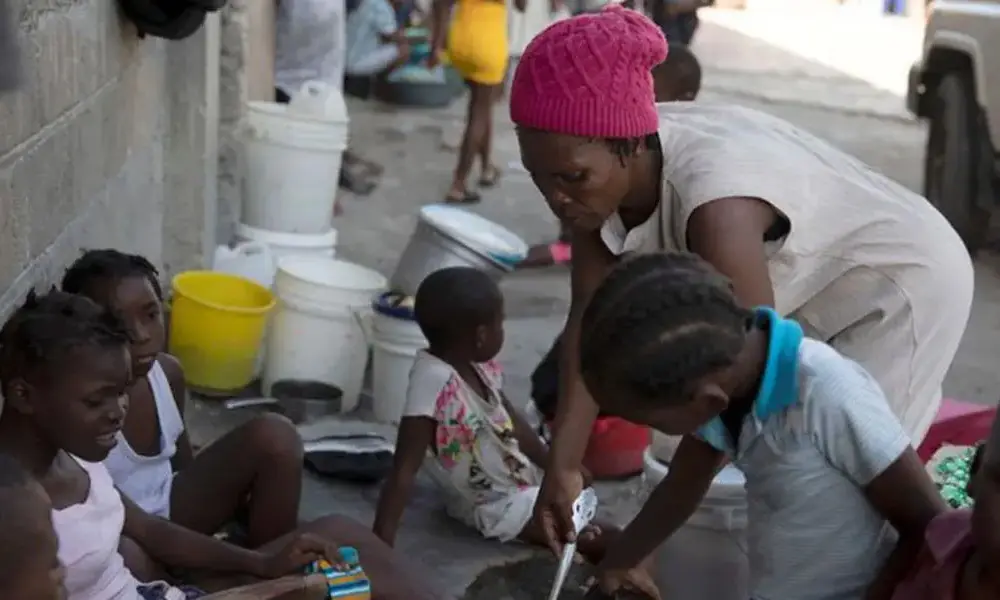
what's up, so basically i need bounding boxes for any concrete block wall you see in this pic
[0,0,219,318]
[217,0,275,246]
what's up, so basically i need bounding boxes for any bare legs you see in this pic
[446,80,501,204]
[169,414,304,548]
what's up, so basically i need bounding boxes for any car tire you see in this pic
[924,71,991,253]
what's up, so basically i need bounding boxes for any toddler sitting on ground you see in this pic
[373,267,626,566]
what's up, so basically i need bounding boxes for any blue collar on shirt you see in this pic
[696,307,803,455]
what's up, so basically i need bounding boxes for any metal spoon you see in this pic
[547,487,598,600]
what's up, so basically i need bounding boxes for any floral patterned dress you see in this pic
[403,351,543,541]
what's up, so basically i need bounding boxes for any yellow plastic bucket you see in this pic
[168,271,276,393]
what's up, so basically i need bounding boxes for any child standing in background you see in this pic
[651,43,700,102]
[430,0,525,204]
[62,250,304,550]
[580,252,946,599]
[373,267,654,591]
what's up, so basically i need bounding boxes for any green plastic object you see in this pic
[934,446,977,509]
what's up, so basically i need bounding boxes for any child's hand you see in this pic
[254,533,346,578]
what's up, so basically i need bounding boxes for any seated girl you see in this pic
[0,452,64,600]
[892,424,1000,598]
[0,290,437,600]
[579,252,948,599]
[372,267,631,568]
[61,249,302,549]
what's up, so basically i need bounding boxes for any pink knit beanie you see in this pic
[509,5,668,138]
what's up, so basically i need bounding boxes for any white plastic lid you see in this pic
[419,204,528,259]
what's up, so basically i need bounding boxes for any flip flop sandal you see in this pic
[549,241,572,265]
[444,190,481,204]
[478,166,502,188]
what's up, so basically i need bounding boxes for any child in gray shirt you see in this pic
[577,252,948,600]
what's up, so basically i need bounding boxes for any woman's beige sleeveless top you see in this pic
[601,102,974,441]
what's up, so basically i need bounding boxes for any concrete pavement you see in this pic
[184,7,1000,597]
[697,4,923,120]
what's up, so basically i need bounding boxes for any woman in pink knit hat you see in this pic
[510,4,974,598]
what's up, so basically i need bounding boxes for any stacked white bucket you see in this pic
[240,80,347,281]
[229,81,393,414]
[263,256,386,412]
[371,296,426,424]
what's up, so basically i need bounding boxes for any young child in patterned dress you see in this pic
[373,267,627,566]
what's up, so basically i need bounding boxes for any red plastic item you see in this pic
[547,416,650,480]
[916,398,997,463]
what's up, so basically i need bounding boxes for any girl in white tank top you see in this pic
[104,361,185,518]
[62,250,305,547]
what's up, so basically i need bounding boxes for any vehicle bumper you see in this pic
[907,62,924,116]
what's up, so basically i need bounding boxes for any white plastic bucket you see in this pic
[371,311,426,424]
[263,256,387,412]
[243,82,349,234]
[419,204,528,263]
[642,449,750,600]
[236,223,338,261]
[389,205,528,296]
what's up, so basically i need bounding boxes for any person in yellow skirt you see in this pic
[430,0,525,203]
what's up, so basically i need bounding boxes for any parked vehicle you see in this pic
[907,0,1000,252]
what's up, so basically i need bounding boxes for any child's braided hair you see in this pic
[0,289,130,395]
[579,252,753,404]
[61,248,163,300]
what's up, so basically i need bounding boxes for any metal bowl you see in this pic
[270,379,343,424]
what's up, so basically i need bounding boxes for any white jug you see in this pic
[212,241,276,288]
[288,80,349,123]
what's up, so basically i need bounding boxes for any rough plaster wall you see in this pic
[161,15,220,277]
[0,0,215,318]
[218,0,251,246]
